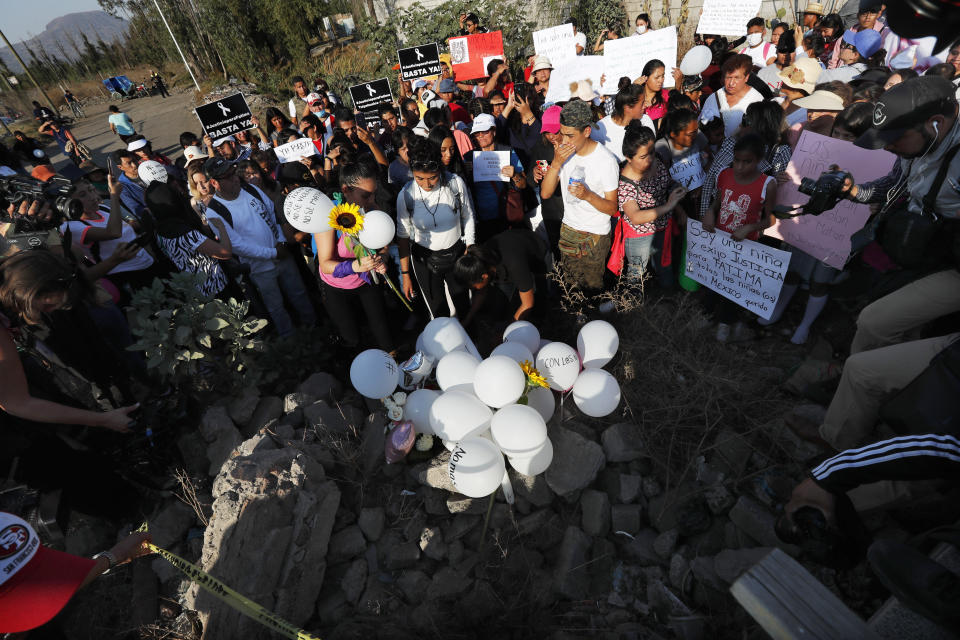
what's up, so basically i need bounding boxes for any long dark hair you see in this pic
[237,159,278,194]
[146,181,207,239]
[744,101,787,157]
[660,107,699,141]
[641,59,665,110]
[0,250,89,326]
[428,125,467,179]
[265,107,294,133]
[613,83,644,121]
[622,120,657,159]
[454,244,499,286]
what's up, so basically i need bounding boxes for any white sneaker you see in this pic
[716,323,731,343]
[598,301,616,314]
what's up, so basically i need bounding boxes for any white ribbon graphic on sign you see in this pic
[415,48,424,60]
[366,84,377,96]
[217,102,231,117]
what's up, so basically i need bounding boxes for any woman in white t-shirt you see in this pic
[396,137,476,318]
[698,54,765,138]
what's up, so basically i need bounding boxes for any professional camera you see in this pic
[0,175,83,251]
[774,169,851,218]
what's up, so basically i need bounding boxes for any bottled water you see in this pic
[568,165,586,200]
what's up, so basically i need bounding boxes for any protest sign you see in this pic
[602,26,677,94]
[544,56,608,103]
[448,31,504,81]
[768,131,896,269]
[348,78,393,119]
[685,219,792,320]
[273,137,318,163]
[669,153,705,190]
[195,93,252,138]
[472,151,510,182]
[398,43,442,81]
[696,0,763,35]
[533,24,577,63]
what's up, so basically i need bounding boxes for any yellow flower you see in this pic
[329,203,364,235]
[520,360,549,388]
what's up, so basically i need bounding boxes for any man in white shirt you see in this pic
[571,19,588,55]
[286,75,311,124]
[540,100,619,292]
[739,17,776,69]
[202,158,316,337]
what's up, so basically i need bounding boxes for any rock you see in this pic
[509,470,555,507]
[687,518,727,557]
[714,547,773,584]
[341,558,367,604]
[246,396,283,437]
[690,556,725,591]
[654,529,679,559]
[447,539,465,564]
[358,507,385,542]
[199,406,243,476]
[545,426,606,496]
[588,538,617,595]
[619,474,642,504]
[669,553,691,591]
[298,372,342,401]
[182,435,340,639]
[461,580,502,625]
[304,400,365,435]
[176,430,210,477]
[130,561,159,627]
[601,423,644,462]
[357,574,390,615]
[148,500,195,548]
[703,484,735,515]
[695,456,726,486]
[386,541,421,570]
[328,525,367,563]
[415,451,455,492]
[553,526,592,599]
[315,588,349,626]
[360,413,387,477]
[642,477,662,498]
[446,514,480,541]
[446,495,488,514]
[581,490,611,537]
[729,496,797,552]
[419,526,447,561]
[611,504,642,535]
[620,529,663,566]
[283,392,314,414]
[397,569,431,603]
[709,429,753,479]
[427,566,473,600]
[151,556,179,583]
[228,386,260,427]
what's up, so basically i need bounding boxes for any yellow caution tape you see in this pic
[138,523,321,640]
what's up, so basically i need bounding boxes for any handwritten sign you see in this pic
[696,0,763,35]
[669,153,705,190]
[398,43,442,81]
[449,31,504,81]
[195,93,252,138]
[685,219,792,320]
[274,138,318,163]
[348,78,393,119]
[602,26,677,95]
[472,151,510,182]
[534,24,577,63]
[768,131,896,269]
[545,56,608,103]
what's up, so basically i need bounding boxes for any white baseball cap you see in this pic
[212,135,236,147]
[127,138,148,152]
[471,113,497,134]
[183,145,208,163]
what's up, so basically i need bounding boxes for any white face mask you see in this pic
[636,25,647,34]
[747,32,763,46]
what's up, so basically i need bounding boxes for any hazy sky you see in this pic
[2,0,105,43]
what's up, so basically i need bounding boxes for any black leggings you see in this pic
[321,279,392,351]
[410,248,469,318]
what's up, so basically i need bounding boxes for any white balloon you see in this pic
[403,388,439,434]
[680,45,712,76]
[436,351,481,392]
[490,341,534,365]
[349,349,400,399]
[420,317,467,361]
[572,369,621,417]
[535,342,581,391]
[535,339,552,357]
[503,321,540,354]
[137,160,168,185]
[473,356,525,408]
[429,390,493,441]
[448,437,506,498]
[509,438,554,476]
[577,320,619,369]
[490,404,548,458]
[357,210,395,250]
[443,429,493,451]
[525,386,556,422]
[283,187,334,234]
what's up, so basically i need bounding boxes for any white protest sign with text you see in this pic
[534,24,577,63]
[274,138,318,163]
[472,151,511,182]
[768,131,896,269]
[602,26,677,95]
[685,219,791,320]
[696,0,762,35]
[669,153,705,190]
[545,56,608,103]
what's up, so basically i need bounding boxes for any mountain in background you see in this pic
[1,11,128,73]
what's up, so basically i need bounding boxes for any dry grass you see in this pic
[174,469,210,527]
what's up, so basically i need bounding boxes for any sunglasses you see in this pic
[841,42,857,51]
[490,102,506,107]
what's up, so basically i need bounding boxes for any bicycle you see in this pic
[68,100,85,119]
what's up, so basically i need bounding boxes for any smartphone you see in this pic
[536,160,550,172]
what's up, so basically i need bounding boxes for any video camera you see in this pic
[0,175,83,252]
[773,169,851,219]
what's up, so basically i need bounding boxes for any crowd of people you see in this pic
[1,0,960,633]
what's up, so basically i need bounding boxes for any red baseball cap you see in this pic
[0,512,96,633]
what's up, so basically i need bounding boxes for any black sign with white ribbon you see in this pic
[348,78,394,119]
[195,93,253,139]
[398,43,442,81]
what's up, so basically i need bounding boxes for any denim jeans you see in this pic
[250,256,317,337]
[624,229,674,291]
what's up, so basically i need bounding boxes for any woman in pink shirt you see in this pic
[638,59,671,128]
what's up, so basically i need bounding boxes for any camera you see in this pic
[774,169,850,218]
[0,175,83,252]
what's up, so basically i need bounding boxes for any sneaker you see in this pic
[598,300,616,314]
[715,323,731,343]
[730,322,755,342]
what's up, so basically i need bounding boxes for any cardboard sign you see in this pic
[696,0,763,35]
[685,219,792,320]
[398,43,443,81]
[533,24,577,63]
[348,78,393,118]
[273,138,319,163]
[768,131,896,269]
[669,153,705,190]
[602,26,677,95]
[195,93,253,139]
[472,151,511,182]
[544,56,608,103]
[449,31,504,81]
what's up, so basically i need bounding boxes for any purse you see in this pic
[880,337,960,435]
[413,240,465,275]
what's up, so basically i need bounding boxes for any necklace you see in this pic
[416,182,443,228]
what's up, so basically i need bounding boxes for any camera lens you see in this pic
[798,177,816,196]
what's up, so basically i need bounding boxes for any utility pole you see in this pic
[0,27,58,114]
[152,0,201,93]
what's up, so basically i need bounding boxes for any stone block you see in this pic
[553,526,592,599]
[581,490,611,537]
[601,423,645,462]
[545,426,606,496]
[358,507,385,542]
[611,504,641,535]
[327,525,367,563]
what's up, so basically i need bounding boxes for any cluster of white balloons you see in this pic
[348,317,622,499]
[282,187,396,251]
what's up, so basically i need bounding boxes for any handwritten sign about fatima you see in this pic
[449,31,504,81]
[696,0,763,35]
[768,131,896,269]
[602,26,677,94]
[669,153,705,190]
[398,43,443,81]
[545,56,608,103]
[472,150,510,182]
[348,78,393,119]
[685,220,792,320]
[195,93,253,138]
[273,137,318,163]
[533,24,577,63]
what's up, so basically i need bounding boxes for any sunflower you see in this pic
[520,360,549,388]
[328,202,364,235]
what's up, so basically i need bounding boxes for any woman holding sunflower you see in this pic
[316,161,394,351]
[396,137,477,319]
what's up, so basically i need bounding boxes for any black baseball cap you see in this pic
[855,76,957,150]
[203,157,235,179]
[276,162,313,186]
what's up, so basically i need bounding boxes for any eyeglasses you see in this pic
[490,102,506,108]
[841,42,857,51]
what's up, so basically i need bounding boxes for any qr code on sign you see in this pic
[450,38,469,65]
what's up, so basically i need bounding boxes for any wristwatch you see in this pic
[93,550,118,570]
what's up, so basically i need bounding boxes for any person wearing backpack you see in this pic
[739,18,777,70]
[202,157,316,337]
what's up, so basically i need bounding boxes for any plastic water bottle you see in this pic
[568,165,586,200]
